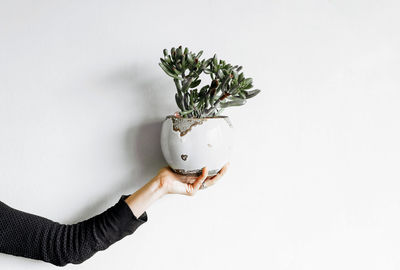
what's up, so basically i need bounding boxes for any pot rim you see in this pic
[165,115,229,120]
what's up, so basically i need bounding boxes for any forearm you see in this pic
[0,197,147,266]
[124,177,166,218]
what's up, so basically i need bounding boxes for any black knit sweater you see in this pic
[0,195,147,266]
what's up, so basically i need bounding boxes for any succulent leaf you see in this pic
[177,46,182,58]
[244,89,261,99]
[242,78,253,87]
[196,50,203,58]
[190,79,201,88]
[159,63,180,80]
[220,99,247,108]
[175,93,184,110]
[213,54,218,66]
[187,53,194,65]
[180,109,193,116]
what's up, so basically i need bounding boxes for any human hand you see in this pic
[154,163,229,196]
[124,163,229,217]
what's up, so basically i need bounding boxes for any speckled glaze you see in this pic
[161,115,234,176]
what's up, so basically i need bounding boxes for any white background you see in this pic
[1,0,400,269]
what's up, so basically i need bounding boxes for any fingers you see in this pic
[201,163,229,189]
[165,167,200,184]
[191,167,208,192]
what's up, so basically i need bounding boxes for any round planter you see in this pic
[160,115,234,176]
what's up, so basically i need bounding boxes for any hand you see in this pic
[155,163,229,196]
[125,163,229,217]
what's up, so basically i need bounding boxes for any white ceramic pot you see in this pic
[160,115,234,176]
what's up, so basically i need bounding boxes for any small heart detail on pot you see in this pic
[181,154,188,161]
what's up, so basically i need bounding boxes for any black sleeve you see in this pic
[0,195,147,267]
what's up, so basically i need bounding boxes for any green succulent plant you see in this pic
[159,46,260,118]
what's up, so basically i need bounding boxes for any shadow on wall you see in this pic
[67,121,166,224]
[117,64,170,187]
[66,65,170,223]
[102,63,175,118]
[125,120,166,188]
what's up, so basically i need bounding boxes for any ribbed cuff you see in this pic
[119,195,148,223]
[101,194,148,241]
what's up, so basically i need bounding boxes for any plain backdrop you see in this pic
[1,0,400,269]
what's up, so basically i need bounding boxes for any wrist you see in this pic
[150,176,168,198]
[124,176,167,218]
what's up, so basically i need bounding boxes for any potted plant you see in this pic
[159,46,260,176]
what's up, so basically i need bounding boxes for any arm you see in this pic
[0,164,228,266]
[0,195,147,266]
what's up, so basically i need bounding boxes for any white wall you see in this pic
[1,0,400,269]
